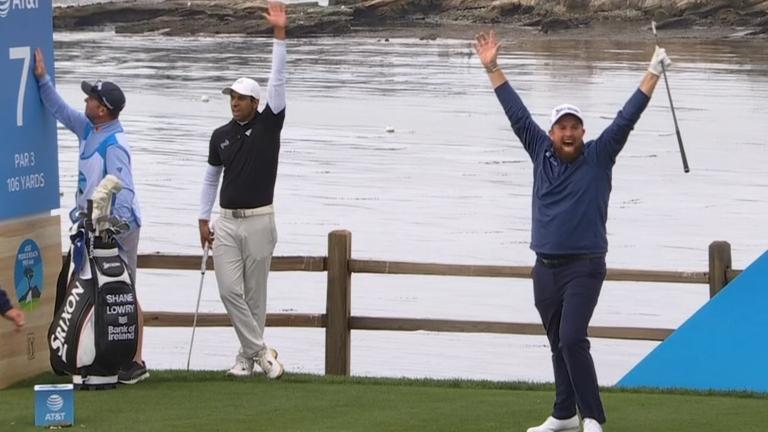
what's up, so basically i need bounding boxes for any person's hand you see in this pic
[198,219,214,250]
[474,30,502,72]
[648,46,672,76]
[4,308,26,329]
[263,1,287,30]
[34,48,47,80]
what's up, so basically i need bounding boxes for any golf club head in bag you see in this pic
[48,175,138,390]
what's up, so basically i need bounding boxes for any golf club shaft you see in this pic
[186,243,210,371]
[659,61,690,173]
[653,22,690,173]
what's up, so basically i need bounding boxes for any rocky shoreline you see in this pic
[53,0,768,40]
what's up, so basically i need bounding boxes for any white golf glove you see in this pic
[648,46,672,76]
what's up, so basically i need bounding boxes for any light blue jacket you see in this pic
[38,75,141,230]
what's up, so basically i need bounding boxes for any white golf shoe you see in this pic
[226,355,254,377]
[526,415,580,432]
[582,418,603,432]
[256,347,284,379]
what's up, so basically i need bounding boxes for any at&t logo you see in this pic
[46,394,64,411]
[0,0,40,19]
[44,393,67,422]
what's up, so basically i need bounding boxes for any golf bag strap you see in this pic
[54,249,72,315]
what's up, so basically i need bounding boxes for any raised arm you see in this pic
[639,46,669,96]
[474,31,549,160]
[264,1,287,113]
[474,31,507,89]
[33,48,90,140]
[593,46,671,164]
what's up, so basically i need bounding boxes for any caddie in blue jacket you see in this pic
[33,50,148,385]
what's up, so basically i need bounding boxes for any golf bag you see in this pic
[48,175,138,389]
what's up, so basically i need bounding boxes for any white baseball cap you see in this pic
[222,77,261,99]
[550,103,584,128]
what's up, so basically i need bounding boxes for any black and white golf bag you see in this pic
[48,175,138,389]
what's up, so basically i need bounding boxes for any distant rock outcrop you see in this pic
[52,0,768,37]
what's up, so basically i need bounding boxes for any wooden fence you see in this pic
[140,233,741,376]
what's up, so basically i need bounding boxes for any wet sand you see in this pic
[346,20,755,43]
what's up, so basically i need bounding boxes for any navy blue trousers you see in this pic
[532,255,607,424]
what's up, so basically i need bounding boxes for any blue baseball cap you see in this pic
[81,80,126,113]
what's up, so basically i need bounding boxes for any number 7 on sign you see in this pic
[9,46,31,127]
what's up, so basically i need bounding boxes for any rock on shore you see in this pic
[53,0,768,38]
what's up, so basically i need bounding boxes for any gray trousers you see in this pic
[116,227,140,282]
[116,227,143,363]
[213,212,277,359]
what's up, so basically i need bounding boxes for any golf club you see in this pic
[652,20,690,173]
[186,243,210,371]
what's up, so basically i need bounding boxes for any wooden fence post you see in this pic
[325,230,352,375]
[708,241,732,298]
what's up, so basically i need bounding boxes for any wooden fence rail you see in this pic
[140,232,742,376]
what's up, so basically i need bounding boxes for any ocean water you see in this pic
[48,30,768,384]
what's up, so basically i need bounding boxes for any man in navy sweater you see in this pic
[474,31,671,432]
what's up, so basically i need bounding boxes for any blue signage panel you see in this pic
[618,250,768,393]
[0,0,59,221]
[34,384,75,427]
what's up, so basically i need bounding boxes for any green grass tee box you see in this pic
[1,371,766,431]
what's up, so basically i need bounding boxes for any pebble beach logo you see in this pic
[0,0,40,18]
[14,239,44,311]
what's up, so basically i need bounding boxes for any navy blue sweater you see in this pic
[494,82,649,255]
[0,288,12,315]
